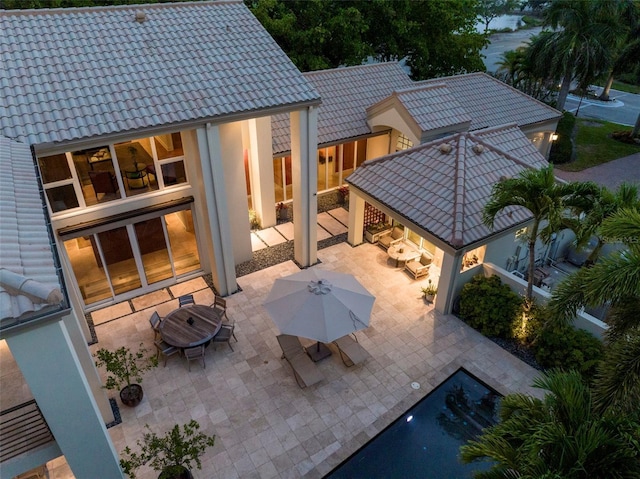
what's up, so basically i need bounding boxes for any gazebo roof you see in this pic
[346,124,548,250]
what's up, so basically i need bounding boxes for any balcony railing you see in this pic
[0,400,55,462]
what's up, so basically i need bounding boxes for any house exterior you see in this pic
[0,2,564,477]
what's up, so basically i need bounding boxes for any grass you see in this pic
[555,119,640,172]
[593,80,640,95]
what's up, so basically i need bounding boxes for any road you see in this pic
[483,27,639,127]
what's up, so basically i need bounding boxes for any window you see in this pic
[396,133,413,151]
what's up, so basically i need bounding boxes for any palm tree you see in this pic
[526,0,626,110]
[483,165,596,304]
[565,182,640,266]
[460,369,640,478]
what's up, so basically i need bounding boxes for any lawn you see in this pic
[556,119,640,172]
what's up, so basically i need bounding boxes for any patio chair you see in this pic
[178,294,195,307]
[88,170,119,200]
[154,338,180,367]
[209,296,228,322]
[334,334,370,367]
[211,323,237,351]
[276,334,324,389]
[378,226,404,251]
[405,252,432,280]
[149,311,162,339]
[184,344,206,371]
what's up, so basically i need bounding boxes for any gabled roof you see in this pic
[366,84,471,143]
[415,72,561,130]
[346,126,548,250]
[1,0,320,148]
[0,138,64,328]
[272,62,414,154]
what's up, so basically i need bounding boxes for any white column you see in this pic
[247,117,277,228]
[347,193,365,246]
[5,320,124,478]
[434,251,463,314]
[290,107,319,267]
[196,125,238,296]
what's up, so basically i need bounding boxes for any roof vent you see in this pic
[135,11,146,23]
[472,144,485,154]
[439,143,452,154]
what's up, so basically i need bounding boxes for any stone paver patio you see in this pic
[90,241,542,479]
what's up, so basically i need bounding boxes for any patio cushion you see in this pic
[378,227,404,250]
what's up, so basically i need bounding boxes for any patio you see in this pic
[80,241,543,479]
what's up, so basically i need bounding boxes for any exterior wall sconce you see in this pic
[551,134,559,141]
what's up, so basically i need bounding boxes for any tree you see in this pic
[565,182,640,266]
[526,0,627,110]
[476,0,520,34]
[460,369,640,478]
[634,111,640,138]
[483,165,595,304]
[494,45,556,103]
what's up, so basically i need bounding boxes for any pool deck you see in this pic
[93,242,542,479]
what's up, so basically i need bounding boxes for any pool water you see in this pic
[325,369,501,479]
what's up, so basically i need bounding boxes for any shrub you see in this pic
[459,275,523,338]
[549,111,576,165]
[534,325,603,380]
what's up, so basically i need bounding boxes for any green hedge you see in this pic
[549,111,576,165]
[459,275,522,338]
[534,325,603,380]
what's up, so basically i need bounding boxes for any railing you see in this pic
[0,400,55,462]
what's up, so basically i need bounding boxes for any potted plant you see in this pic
[120,420,216,479]
[421,280,438,303]
[276,202,289,220]
[365,221,392,243]
[94,343,158,407]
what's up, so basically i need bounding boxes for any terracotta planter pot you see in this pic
[120,384,143,407]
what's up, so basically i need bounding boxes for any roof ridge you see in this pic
[468,130,541,171]
[393,83,448,95]
[304,61,403,78]
[1,0,239,15]
[479,74,562,117]
[450,134,466,248]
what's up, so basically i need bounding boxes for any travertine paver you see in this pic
[251,232,268,252]
[90,301,133,325]
[317,212,348,235]
[274,222,294,241]
[93,242,542,479]
[326,207,349,226]
[256,227,288,247]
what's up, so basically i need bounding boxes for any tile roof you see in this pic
[1,0,320,147]
[272,62,414,154]
[0,138,64,327]
[415,72,561,130]
[346,127,547,250]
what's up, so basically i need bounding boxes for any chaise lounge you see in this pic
[333,334,370,367]
[276,334,324,388]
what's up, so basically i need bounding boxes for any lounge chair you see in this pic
[333,334,370,367]
[405,252,432,280]
[378,226,404,250]
[276,334,324,388]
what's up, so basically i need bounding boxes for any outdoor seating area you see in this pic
[85,242,543,478]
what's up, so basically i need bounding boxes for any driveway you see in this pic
[555,152,640,189]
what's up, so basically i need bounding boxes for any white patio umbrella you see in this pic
[263,269,375,345]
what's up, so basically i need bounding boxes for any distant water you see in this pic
[475,14,524,33]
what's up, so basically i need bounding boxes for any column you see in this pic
[347,193,365,246]
[290,107,319,267]
[247,117,277,228]
[434,250,463,314]
[196,124,237,296]
[5,319,124,478]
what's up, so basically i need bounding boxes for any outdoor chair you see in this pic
[333,334,370,367]
[211,323,236,351]
[405,252,432,280]
[149,311,162,339]
[209,296,228,321]
[184,345,206,371]
[276,334,324,388]
[378,226,404,251]
[154,338,180,367]
[178,294,195,307]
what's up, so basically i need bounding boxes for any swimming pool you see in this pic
[325,369,501,479]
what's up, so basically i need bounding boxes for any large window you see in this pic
[38,132,188,214]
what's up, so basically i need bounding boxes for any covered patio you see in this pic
[79,241,542,479]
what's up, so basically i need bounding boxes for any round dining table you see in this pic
[159,305,222,349]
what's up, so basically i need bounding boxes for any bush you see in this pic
[459,275,523,338]
[549,111,576,165]
[534,325,603,380]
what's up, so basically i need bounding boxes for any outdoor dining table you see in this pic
[159,305,222,349]
[387,243,420,267]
